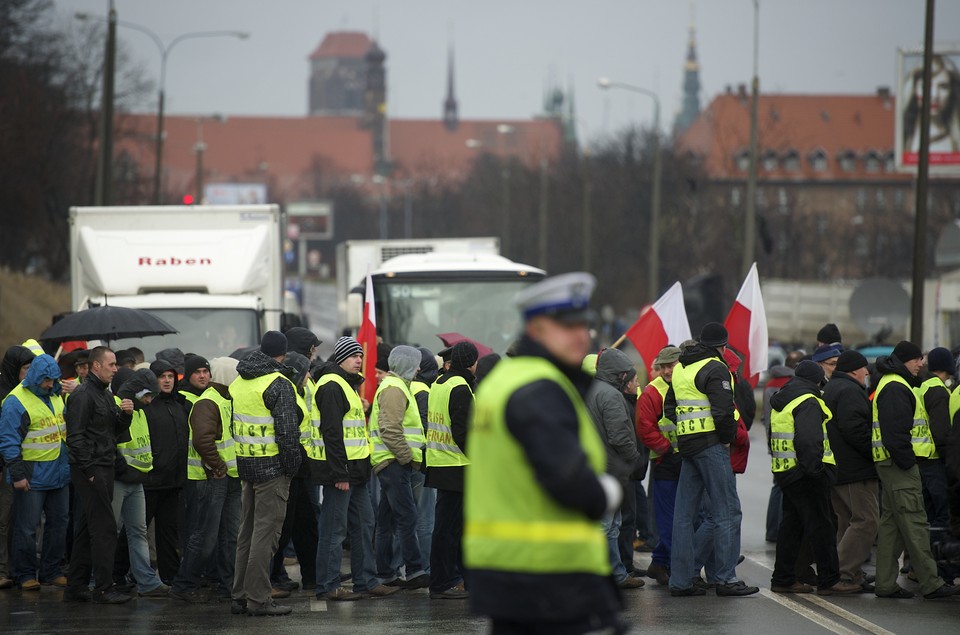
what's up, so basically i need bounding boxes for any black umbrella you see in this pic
[40,306,178,344]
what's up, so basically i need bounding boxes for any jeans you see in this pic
[429,488,464,593]
[772,476,840,589]
[233,476,291,609]
[313,482,377,595]
[618,480,637,572]
[12,485,69,584]
[601,509,628,583]
[918,458,950,529]
[634,479,655,543]
[651,478,678,568]
[375,461,425,581]
[67,466,117,593]
[172,476,241,595]
[112,480,163,593]
[669,444,743,589]
[0,469,12,579]
[391,470,433,575]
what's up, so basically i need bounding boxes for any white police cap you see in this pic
[514,272,597,323]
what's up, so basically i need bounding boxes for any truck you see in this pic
[337,239,544,354]
[70,205,300,360]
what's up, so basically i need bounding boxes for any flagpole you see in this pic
[610,334,628,349]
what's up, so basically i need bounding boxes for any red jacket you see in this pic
[636,381,673,460]
[730,417,750,474]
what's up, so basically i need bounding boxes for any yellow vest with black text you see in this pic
[115,396,153,473]
[872,373,932,461]
[315,373,371,461]
[186,387,238,479]
[301,376,323,460]
[426,375,472,468]
[368,375,425,467]
[3,385,65,462]
[230,372,293,458]
[672,358,723,436]
[464,357,609,576]
[769,393,835,472]
[915,377,946,459]
[648,376,678,458]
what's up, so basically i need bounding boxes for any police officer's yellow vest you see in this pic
[916,376,947,459]
[230,372,293,458]
[369,375,426,467]
[464,357,609,576]
[672,357,723,436]
[872,373,933,462]
[426,375,472,468]
[3,385,65,462]
[769,393,836,473]
[301,376,323,460]
[115,396,153,473]
[185,387,238,479]
[314,373,371,462]
[648,376,678,458]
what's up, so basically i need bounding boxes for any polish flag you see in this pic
[624,282,692,372]
[357,274,379,405]
[724,263,768,387]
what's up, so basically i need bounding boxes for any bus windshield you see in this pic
[108,308,260,361]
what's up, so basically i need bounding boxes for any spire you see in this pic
[673,3,702,137]
[443,42,459,131]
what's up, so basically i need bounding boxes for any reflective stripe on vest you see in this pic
[648,376,678,458]
[187,386,238,479]
[316,373,371,461]
[3,385,65,462]
[872,373,928,462]
[21,339,43,357]
[369,375,425,467]
[914,377,945,459]
[769,392,835,473]
[672,358,721,436]
[464,356,609,576]
[229,372,292,458]
[426,374,472,468]
[117,404,153,473]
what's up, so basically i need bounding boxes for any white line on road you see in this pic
[759,588,861,635]
[798,595,898,635]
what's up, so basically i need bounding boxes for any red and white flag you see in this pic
[357,274,379,405]
[624,282,692,372]
[724,263,768,387]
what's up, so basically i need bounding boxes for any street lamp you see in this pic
[597,77,662,302]
[75,13,248,205]
[194,114,226,204]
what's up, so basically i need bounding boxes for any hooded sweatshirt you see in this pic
[114,369,160,484]
[874,354,921,471]
[585,348,640,481]
[769,374,836,487]
[0,354,69,489]
[373,345,420,473]
[0,345,36,401]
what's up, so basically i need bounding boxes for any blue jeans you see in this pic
[651,478,678,568]
[112,480,163,593]
[375,461,425,581]
[172,477,241,595]
[313,482,377,595]
[669,444,743,589]
[601,509,628,583]
[391,470,435,575]
[12,486,69,584]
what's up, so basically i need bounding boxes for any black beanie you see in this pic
[184,354,211,379]
[376,343,393,372]
[817,323,842,345]
[794,360,825,386]
[260,330,287,358]
[450,341,479,371]
[699,322,728,348]
[835,350,868,373]
[927,347,956,375]
[892,340,923,363]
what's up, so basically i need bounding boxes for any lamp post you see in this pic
[194,114,225,204]
[742,0,760,277]
[75,13,248,205]
[597,78,662,301]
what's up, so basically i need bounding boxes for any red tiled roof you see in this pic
[676,91,911,181]
[308,32,373,60]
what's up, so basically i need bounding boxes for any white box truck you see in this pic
[70,205,298,360]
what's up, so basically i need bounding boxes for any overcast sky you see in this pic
[54,0,960,144]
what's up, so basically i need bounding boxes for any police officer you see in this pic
[872,341,958,599]
[464,272,626,635]
[664,323,757,597]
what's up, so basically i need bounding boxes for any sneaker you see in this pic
[400,573,430,590]
[646,562,670,586]
[20,579,41,591]
[63,587,92,603]
[0,576,14,590]
[924,584,960,600]
[169,587,209,603]
[114,581,136,594]
[716,581,760,597]
[318,587,363,601]
[247,600,292,617]
[270,587,291,599]
[876,586,914,599]
[140,583,171,598]
[817,580,862,596]
[430,582,470,600]
[91,588,133,604]
[670,586,706,597]
[42,576,68,588]
[362,584,402,599]
[618,576,645,589]
[231,599,247,615]
[771,582,814,594]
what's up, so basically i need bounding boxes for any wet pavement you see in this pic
[4,425,960,633]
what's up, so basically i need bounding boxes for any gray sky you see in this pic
[55,0,960,144]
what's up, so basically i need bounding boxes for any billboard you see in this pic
[287,201,333,239]
[896,48,960,172]
[203,183,269,205]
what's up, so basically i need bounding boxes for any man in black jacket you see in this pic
[65,346,133,604]
[823,350,878,591]
[917,347,953,533]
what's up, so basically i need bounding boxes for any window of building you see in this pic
[856,188,867,211]
[762,150,778,172]
[875,189,886,210]
[894,189,906,210]
[838,151,856,172]
[809,150,828,172]
[730,188,741,207]
[855,234,869,258]
[883,152,895,172]
[783,150,800,172]
[864,151,881,174]
[735,150,749,172]
[777,188,789,215]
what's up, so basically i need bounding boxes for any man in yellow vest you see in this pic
[170,356,242,604]
[768,361,859,595]
[411,347,439,574]
[0,354,70,591]
[370,345,430,590]
[465,272,626,634]
[873,341,958,599]
[916,347,953,533]
[230,331,302,616]
[426,340,477,600]
[663,323,758,597]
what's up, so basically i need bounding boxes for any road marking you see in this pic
[798,595,898,635]
[759,588,861,635]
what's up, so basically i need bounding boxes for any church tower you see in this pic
[443,45,459,131]
[673,23,702,136]
[363,40,389,174]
